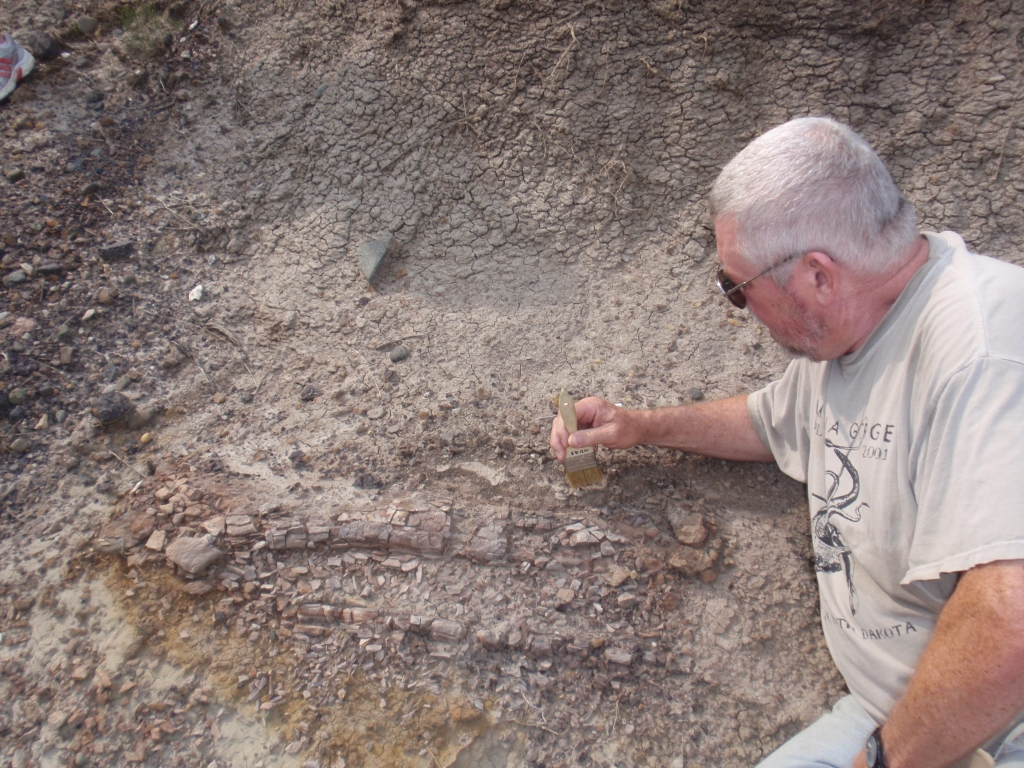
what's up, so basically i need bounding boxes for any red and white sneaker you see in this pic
[0,33,36,102]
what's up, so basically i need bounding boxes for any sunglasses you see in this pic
[716,252,803,309]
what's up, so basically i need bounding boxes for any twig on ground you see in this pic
[171,339,210,383]
[107,450,147,481]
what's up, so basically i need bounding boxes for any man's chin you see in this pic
[771,331,821,362]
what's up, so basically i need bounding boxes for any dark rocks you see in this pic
[8,389,27,406]
[98,241,134,260]
[81,182,101,196]
[91,392,134,424]
[77,16,99,34]
[300,384,320,401]
[19,32,62,61]
[389,345,409,363]
[356,235,396,285]
[688,388,705,401]
[3,270,27,286]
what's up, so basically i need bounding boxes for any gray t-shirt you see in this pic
[748,231,1024,723]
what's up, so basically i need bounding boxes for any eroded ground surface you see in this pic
[2,0,1024,766]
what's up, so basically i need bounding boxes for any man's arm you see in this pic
[549,394,774,463]
[853,559,1024,768]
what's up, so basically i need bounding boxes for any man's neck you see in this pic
[839,235,931,355]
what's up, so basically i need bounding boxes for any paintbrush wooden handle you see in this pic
[558,389,578,434]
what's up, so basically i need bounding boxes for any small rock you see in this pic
[668,546,714,576]
[667,510,707,547]
[188,284,204,302]
[617,592,639,609]
[127,408,156,429]
[356,235,396,284]
[604,648,633,666]
[81,182,101,196]
[688,388,705,401]
[97,287,118,305]
[555,588,575,608]
[140,431,153,444]
[5,168,25,183]
[3,270,27,286]
[82,308,97,322]
[146,530,167,552]
[98,240,134,260]
[606,565,632,587]
[366,407,384,420]
[60,346,73,365]
[113,374,131,392]
[10,437,31,453]
[34,414,50,430]
[165,535,223,575]
[78,16,99,34]
[430,619,464,642]
[181,580,214,595]
[92,392,134,424]
[8,388,27,405]
[300,385,319,402]
[19,31,62,61]
[475,629,507,651]
[213,392,227,404]
[389,345,409,363]
[201,516,225,536]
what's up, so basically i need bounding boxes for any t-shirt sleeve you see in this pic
[746,359,815,484]
[905,357,1024,584]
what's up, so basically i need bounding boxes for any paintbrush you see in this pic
[558,389,604,488]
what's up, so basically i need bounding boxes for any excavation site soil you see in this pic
[2,0,1023,766]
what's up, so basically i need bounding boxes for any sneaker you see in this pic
[0,33,36,102]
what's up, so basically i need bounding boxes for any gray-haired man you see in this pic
[551,117,1024,768]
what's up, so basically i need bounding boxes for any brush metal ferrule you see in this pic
[564,445,598,474]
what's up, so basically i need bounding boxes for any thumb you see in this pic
[569,425,611,449]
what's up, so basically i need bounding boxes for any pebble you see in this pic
[81,182,101,196]
[3,270,27,286]
[34,414,50,430]
[667,510,708,546]
[19,31,62,61]
[688,388,705,401]
[140,432,153,444]
[10,438,31,453]
[300,385,319,401]
[60,346,73,365]
[213,392,227,404]
[98,240,135,260]
[389,345,409,363]
[82,309,97,322]
[367,407,384,420]
[92,392,134,424]
[97,287,118,305]
[189,284,204,302]
[8,388,27,405]
[146,530,167,551]
[77,16,99,34]
[5,168,25,183]
[668,545,714,575]
[356,235,396,284]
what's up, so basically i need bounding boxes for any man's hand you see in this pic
[549,397,644,461]
[549,394,774,463]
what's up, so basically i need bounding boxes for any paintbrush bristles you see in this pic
[564,446,604,488]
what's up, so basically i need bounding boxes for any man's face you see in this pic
[714,218,827,361]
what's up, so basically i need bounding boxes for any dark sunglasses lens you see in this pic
[716,269,747,309]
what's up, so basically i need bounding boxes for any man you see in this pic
[550,117,1024,768]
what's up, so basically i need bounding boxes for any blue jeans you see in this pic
[757,695,1024,768]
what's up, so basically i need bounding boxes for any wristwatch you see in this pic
[866,727,887,768]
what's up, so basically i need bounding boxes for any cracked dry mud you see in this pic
[3,1,1024,767]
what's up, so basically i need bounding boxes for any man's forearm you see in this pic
[634,394,774,462]
[871,560,1024,768]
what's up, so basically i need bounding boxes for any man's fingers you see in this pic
[568,423,616,449]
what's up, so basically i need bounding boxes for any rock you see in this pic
[201,516,225,536]
[475,628,507,651]
[667,510,707,546]
[145,530,167,551]
[10,437,31,453]
[34,414,50,430]
[8,388,27,405]
[606,565,631,587]
[127,408,156,429]
[213,392,227,404]
[366,407,384,420]
[93,538,125,555]
[5,168,25,183]
[389,345,409,363]
[300,385,319,401]
[19,32,61,61]
[97,287,118,305]
[356,235,396,284]
[165,535,223,575]
[81,182,101,196]
[9,406,25,423]
[430,619,464,642]
[3,270,27,286]
[668,546,714,576]
[78,16,99,34]
[60,346,73,365]
[188,284,203,302]
[604,648,634,666]
[555,588,576,608]
[688,388,705,401]
[181,580,214,595]
[98,240,134,260]
[617,592,639,609]
[92,392,134,424]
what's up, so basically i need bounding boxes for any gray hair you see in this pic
[709,117,918,278]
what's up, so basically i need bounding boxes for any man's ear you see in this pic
[800,251,840,306]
